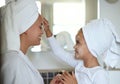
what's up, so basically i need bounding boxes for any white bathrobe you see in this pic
[1,50,44,84]
[1,0,44,84]
[48,36,109,84]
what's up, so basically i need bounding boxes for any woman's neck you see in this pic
[20,47,28,54]
[20,34,30,54]
[20,40,29,54]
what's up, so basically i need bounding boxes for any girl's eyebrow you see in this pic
[41,23,43,25]
[76,40,79,43]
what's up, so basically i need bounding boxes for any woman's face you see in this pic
[74,29,90,60]
[25,15,44,46]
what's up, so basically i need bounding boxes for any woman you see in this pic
[1,0,58,84]
[44,18,120,84]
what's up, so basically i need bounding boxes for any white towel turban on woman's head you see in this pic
[82,18,120,68]
[1,0,39,53]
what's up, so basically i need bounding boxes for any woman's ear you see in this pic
[23,31,28,35]
[20,31,28,37]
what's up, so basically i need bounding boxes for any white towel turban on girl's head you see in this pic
[1,0,39,53]
[82,18,120,68]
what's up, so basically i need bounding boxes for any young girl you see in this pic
[44,18,120,84]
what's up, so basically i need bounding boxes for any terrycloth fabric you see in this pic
[1,50,44,84]
[1,0,39,53]
[82,18,120,68]
[75,63,109,84]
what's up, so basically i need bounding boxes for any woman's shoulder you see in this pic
[2,50,22,61]
[2,50,24,70]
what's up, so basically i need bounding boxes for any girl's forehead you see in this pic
[76,32,82,41]
[76,29,85,41]
[77,29,82,37]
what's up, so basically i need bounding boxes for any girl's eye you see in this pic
[76,40,82,45]
[39,26,42,29]
[76,40,79,44]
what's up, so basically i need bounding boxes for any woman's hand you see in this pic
[60,71,78,84]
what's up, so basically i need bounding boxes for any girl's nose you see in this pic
[73,45,76,49]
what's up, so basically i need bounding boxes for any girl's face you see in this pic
[74,29,90,60]
[24,15,43,46]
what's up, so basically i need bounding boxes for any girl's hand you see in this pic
[60,71,77,84]
[50,74,63,84]
[43,17,52,37]
[43,18,49,32]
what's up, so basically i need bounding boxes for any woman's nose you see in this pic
[41,29,44,35]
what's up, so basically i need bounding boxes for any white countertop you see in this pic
[27,50,74,72]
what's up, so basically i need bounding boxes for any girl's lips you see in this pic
[75,50,78,53]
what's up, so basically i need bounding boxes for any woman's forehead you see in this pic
[38,15,44,24]
[39,15,43,20]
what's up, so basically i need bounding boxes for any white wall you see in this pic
[85,0,98,23]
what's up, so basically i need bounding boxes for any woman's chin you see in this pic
[33,42,40,46]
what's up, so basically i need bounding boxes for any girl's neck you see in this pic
[84,57,100,68]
